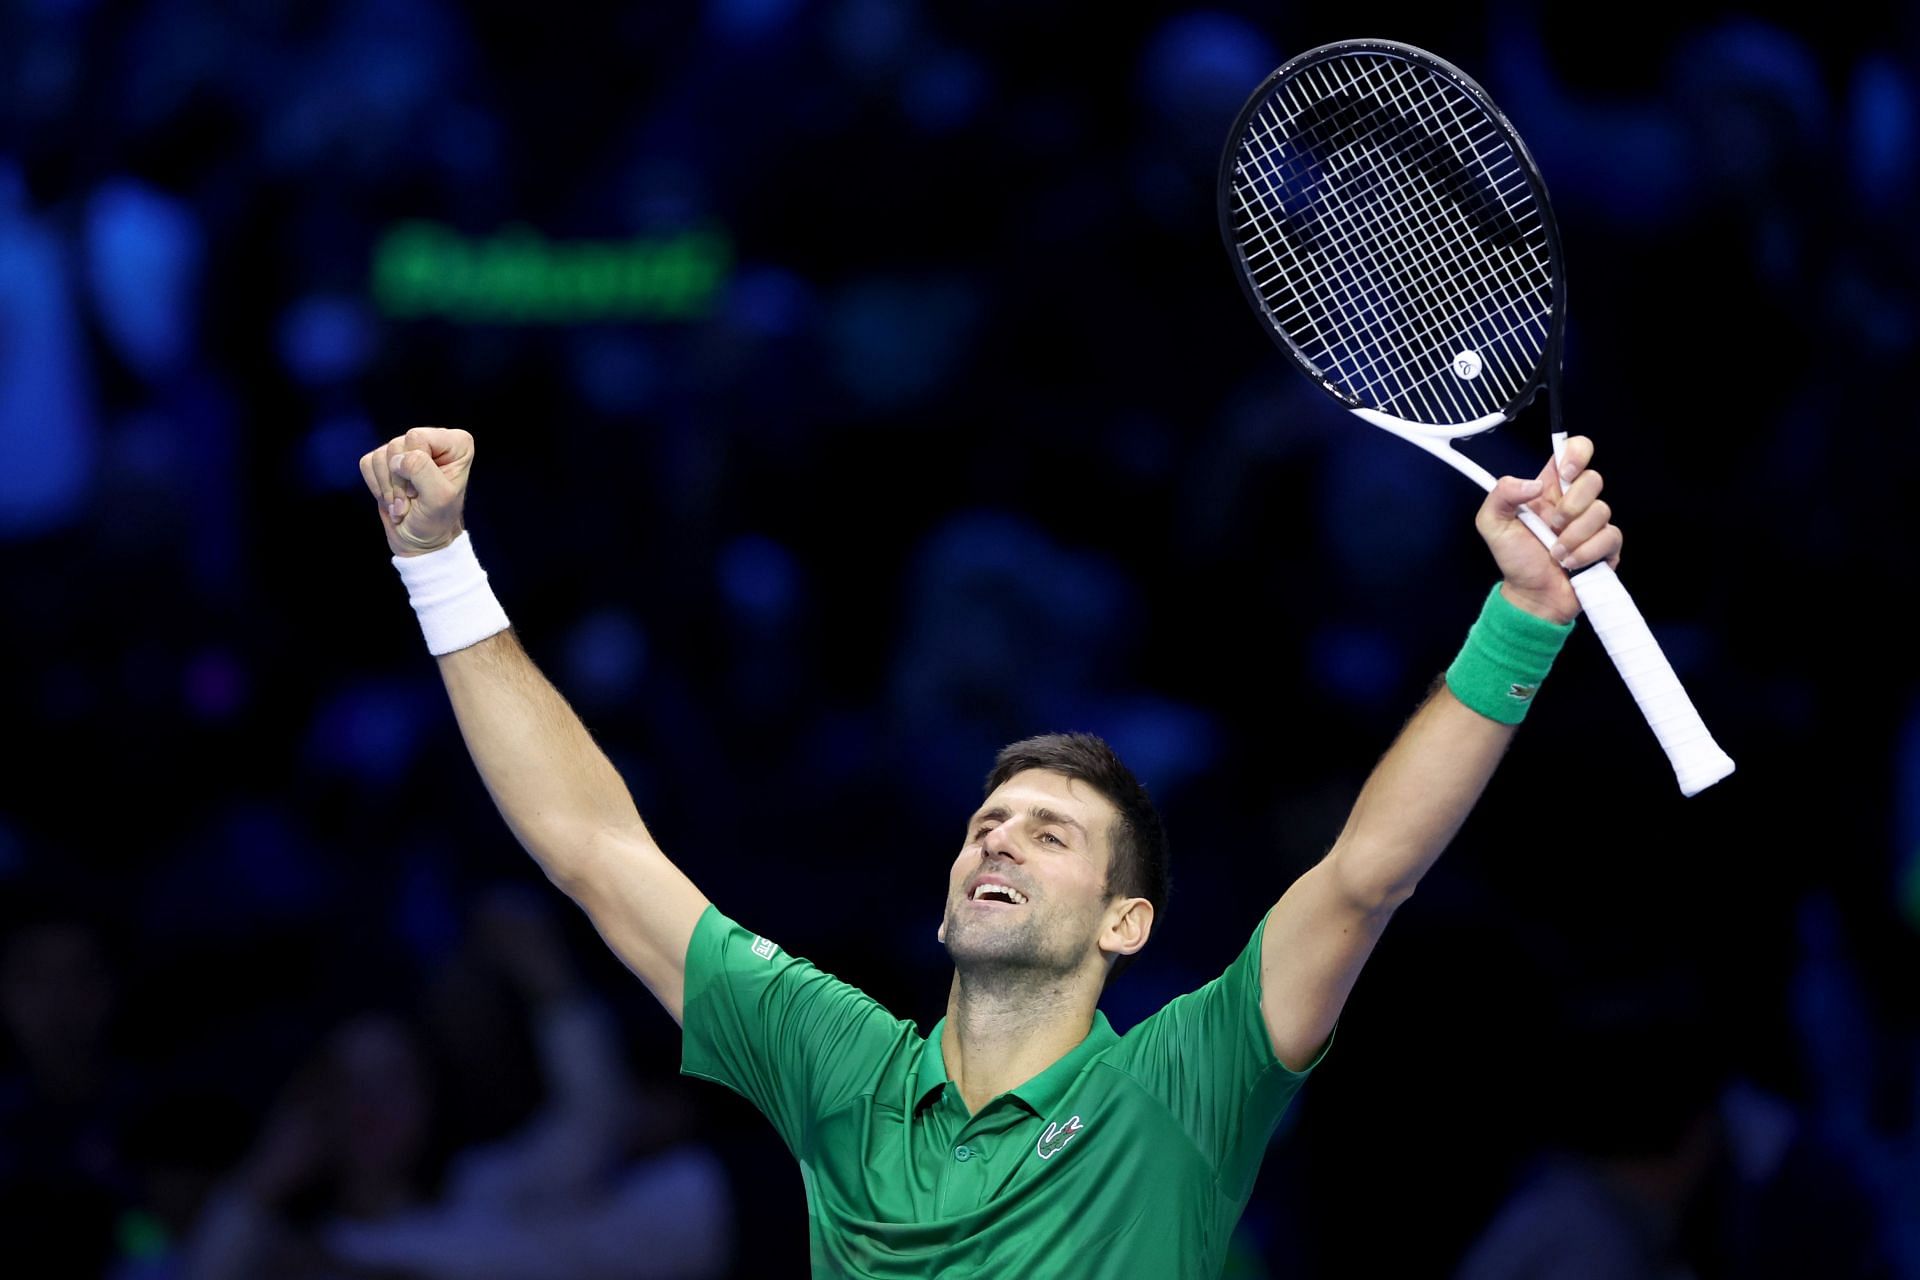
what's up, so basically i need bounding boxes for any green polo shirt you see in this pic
[680,903,1323,1277]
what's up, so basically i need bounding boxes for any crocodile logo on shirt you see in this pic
[1035,1114,1085,1160]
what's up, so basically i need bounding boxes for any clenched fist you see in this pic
[1474,434,1624,625]
[358,427,473,557]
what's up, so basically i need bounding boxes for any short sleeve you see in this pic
[679,905,910,1156]
[1105,909,1328,1196]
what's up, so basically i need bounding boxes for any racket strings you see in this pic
[1236,102,1508,423]
[1236,127,1470,420]
[1247,55,1547,399]
[1229,51,1555,426]
[1242,59,1548,421]
[1310,60,1543,416]
[1366,57,1553,394]
[1245,58,1544,417]
[1268,80,1517,419]
[1235,87,1469,407]
[1237,107,1494,425]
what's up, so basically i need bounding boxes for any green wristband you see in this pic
[1444,584,1576,724]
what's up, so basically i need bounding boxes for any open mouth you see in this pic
[967,883,1029,907]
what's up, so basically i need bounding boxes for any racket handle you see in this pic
[1388,434,1733,794]
[1566,561,1735,796]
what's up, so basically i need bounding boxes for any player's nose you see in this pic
[980,824,1024,861]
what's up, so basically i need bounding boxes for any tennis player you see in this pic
[360,426,1620,1277]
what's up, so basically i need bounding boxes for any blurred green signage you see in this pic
[373,221,731,322]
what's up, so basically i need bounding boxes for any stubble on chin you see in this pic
[943,903,1075,984]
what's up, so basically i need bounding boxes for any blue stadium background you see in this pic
[2,0,1916,1275]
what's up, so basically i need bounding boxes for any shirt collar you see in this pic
[913,1011,1120,1118]
[912,1023,950,1115]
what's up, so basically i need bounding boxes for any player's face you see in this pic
[938,770,1122,981]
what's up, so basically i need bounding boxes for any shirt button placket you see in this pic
[959,1136,990,1206]
[940,1131,987,1214]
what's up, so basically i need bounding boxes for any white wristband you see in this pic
[392,531,511,656]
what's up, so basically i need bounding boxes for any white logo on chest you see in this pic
[1035,1114,1085,1160]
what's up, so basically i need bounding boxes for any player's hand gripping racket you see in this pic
[1219,39,1733,796]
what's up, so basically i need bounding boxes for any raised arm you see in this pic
[1257,437,1623,1070]
[358,428,710,1024]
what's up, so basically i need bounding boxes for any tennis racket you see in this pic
[1218,38,1733,796]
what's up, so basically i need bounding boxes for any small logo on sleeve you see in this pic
[1036,1115,1085,1160]
[751,935,778,960]
[1508,683,1537,701]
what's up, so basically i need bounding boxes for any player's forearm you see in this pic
[1325,679,1514,910]
[365,432,709,1022]
[437,629,651,880]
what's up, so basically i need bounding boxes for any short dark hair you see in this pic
[984,732,1169,989]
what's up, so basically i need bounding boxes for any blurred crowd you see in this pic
[2,0,1918,1275]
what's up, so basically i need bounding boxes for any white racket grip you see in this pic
[1368,429,1734,794]
[1568,562,1735,796]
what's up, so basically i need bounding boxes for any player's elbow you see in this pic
[551,824,655,896]
[514,822,625,901]
[1325,842,1420,916]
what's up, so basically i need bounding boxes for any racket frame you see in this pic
[1217,39,1735,796]
[1217,38,1568,437]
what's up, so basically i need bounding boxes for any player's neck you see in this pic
[942,969,1098,1115]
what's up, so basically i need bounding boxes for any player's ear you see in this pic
[1102,897,1153,958]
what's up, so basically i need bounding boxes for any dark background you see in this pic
[2,0,1917,1276]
